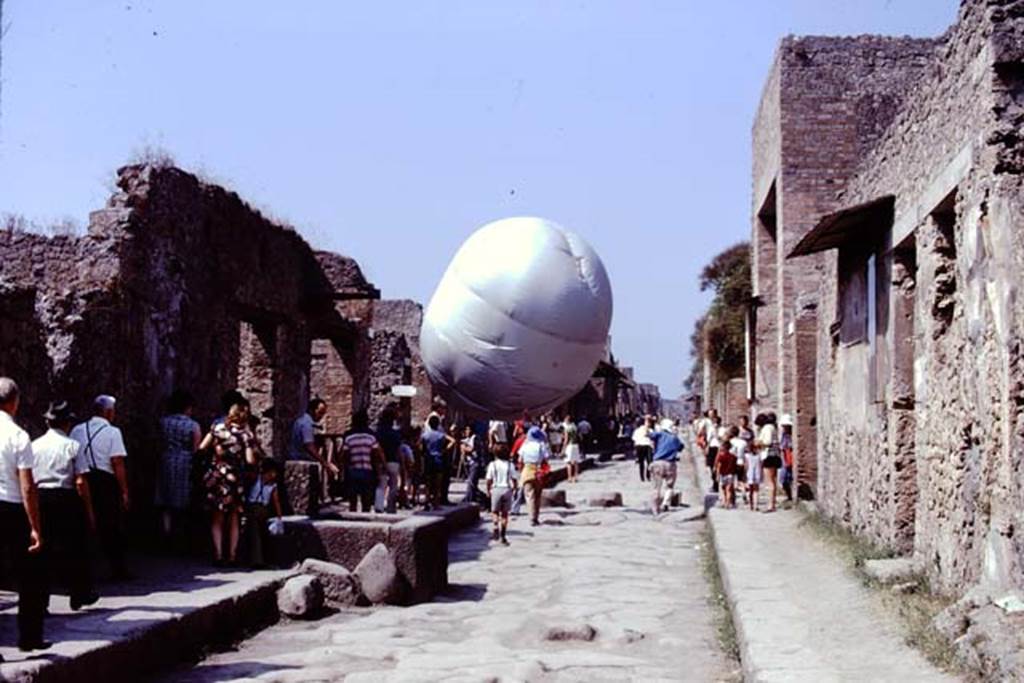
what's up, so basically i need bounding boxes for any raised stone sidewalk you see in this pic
[0,558,293,683]
[694,449,957,682]
[0,502,482,681]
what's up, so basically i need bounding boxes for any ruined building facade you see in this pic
[0,164,432,510]
[752,0,1024,603]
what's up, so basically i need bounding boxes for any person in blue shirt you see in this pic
[420,416,455,510]
[649,420,684,515]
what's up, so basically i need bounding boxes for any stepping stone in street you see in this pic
[585,492,623,508]
[544,623,598,642]
[540,489,568,507]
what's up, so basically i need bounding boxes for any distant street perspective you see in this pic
[1,0,1022,681]
[164,456,733,683]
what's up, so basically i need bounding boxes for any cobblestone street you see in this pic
[167,457,734,682]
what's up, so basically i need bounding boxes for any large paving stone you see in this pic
[354,543,408,605]
[277,574,324,619]
[300,558,362,607]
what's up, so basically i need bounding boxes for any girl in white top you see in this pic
[754,413,781,512]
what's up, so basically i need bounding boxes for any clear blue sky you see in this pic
[0,0,957,397]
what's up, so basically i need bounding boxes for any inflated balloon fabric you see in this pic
[420,217,613,418]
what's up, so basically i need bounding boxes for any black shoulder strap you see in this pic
[84,421,108,471]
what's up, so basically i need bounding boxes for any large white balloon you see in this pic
[420,217,613,418]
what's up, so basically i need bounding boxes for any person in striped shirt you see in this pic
[340,411,384,513]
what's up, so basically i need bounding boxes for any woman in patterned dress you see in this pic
[156,390,201,541]
[199,400,256,566]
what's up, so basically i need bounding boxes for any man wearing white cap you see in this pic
[70,395,131,580]
[649,419,684,515]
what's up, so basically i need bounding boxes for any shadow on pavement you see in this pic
[437,582,488,603]
[161,660,300,682]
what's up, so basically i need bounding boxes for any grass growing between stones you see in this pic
[699,527,741,663]
[799,509,961,675]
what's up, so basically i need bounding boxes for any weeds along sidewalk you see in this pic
[691,448,956,682]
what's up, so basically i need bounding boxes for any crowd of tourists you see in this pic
[0,368,687,654]
[692,408,794,512]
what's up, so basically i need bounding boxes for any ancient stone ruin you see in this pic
[0,163,432,511]
[748,0,1024,674]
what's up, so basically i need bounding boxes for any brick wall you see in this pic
[751,32,940,506]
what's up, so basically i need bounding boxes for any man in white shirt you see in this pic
[70,394,131,580]
[631,415,654,482]
[0,377,48,652]
[34,400,100,611]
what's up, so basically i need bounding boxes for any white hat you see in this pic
[659,418,675,432]
[94,394,117,411]
[779,413,794,427]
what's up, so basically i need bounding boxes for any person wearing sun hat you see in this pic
[33,399,99,612]
[649,418,684,515]
[517,426,551,526]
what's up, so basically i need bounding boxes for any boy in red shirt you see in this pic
[714,439,738,509]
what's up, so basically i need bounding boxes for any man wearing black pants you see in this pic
[0,377,48,654]
[631,416,654,482]
[70,395,132,581]
[32,400,99,611]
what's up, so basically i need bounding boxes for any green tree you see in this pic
[686,242,751,389]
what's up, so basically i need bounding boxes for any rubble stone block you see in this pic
[277,574,324,619]
[299,558,362,607]
[354,543,407,605]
